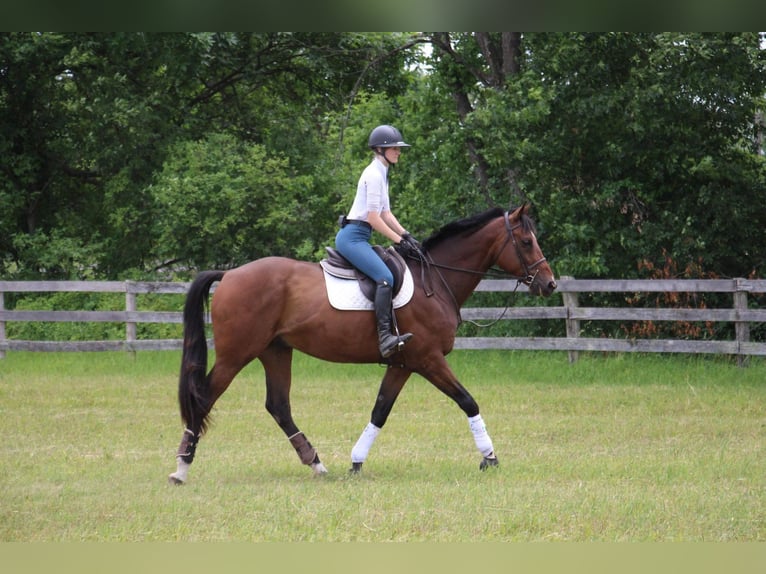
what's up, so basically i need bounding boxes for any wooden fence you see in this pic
[1,278,765,364]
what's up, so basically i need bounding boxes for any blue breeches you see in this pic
[335,223,394,287]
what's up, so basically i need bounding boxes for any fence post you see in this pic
[125,281,136,358]
[734,278,750,368]
[561,276,580,364]
[0,290,5,359]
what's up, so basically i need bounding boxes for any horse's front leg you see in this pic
[260,344,327,476]
[349,366,412,473]
[417,354,498,471]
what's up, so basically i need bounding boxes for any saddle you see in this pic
[320,245,407,302]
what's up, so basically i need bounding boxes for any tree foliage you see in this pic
[151,133,315,270]
[413,32,766,279]
[1,32,764,283]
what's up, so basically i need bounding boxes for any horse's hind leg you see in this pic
[168,362,241,485]
[260,343,327,476]
[169,428,199,485]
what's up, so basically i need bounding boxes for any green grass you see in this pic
[0,350,764,541]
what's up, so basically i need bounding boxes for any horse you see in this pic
[168,204,557,484]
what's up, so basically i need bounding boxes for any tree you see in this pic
[524,33,766,279]
[0,32,418,278]
[0,33,206,277]
[416,32,766,279]
[2,32,764,284]
[151,133,315,272]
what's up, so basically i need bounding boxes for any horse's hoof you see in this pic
[168,473,185,485]
[479,456,499,471]
[311,461,329,476]
[349,462,363,474]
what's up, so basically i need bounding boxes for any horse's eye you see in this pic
[522,238,533,247]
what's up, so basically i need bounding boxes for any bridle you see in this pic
[497,210,548,286]
[411,211,547,284]
[405,211,548,325]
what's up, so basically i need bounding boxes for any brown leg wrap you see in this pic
[289,432,318,465]
[177,428,199,464]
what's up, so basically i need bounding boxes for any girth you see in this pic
[320,245,407,302]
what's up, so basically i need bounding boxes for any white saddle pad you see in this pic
[322,266,414,311]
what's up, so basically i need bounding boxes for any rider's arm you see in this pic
[380,210,407,239]
[367,210,403,244]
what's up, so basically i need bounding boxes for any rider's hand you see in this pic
[401,232,421,250]
[397,233,424,259]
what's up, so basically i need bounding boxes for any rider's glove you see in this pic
[401,233,421,250]
[397,233,424,259]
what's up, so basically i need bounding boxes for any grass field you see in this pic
[0,350,764,542]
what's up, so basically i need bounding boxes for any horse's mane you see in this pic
[422,207,536,252]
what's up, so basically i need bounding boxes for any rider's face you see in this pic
[383,146,401,165]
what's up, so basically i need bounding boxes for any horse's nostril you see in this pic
[549,280,558,291]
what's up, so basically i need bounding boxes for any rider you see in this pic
[335,124,422,358]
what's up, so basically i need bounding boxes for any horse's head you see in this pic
[496,205,557,296]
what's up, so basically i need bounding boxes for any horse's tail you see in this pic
[178,270,226,435]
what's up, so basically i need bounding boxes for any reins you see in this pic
[404,211,547,328]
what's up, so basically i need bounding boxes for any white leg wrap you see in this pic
[468,414,495,458]
[168,457,191,484]
[351,422,381,463]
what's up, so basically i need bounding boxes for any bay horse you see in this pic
[168,204,556,484]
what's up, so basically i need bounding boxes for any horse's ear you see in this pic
[509,203,529,220]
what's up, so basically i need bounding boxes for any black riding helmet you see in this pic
[368,125,411,151]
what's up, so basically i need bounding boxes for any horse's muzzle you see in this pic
[530,275,557,296]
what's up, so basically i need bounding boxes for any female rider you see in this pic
[335,124,421,358]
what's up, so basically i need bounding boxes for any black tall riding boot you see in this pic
[374,280,413,358]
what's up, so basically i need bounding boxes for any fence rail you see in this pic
[1,278,765,363]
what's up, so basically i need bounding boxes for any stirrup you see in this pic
[380,333,412,358]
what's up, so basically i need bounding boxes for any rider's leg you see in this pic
[373,279,412,357]
[335,224,413,357]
